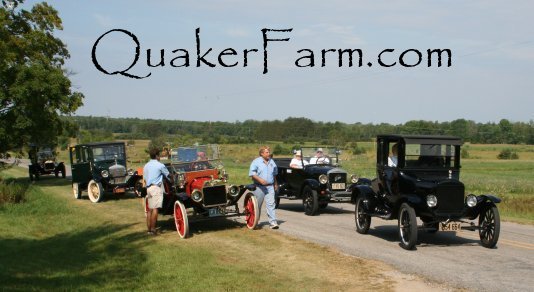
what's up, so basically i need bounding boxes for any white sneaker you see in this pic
[270,222,279,229]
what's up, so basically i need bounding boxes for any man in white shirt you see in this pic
[290,150,308,169]
[388,143,398,167]
[309,148,330,164]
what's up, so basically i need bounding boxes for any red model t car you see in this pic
[139,145,259,238]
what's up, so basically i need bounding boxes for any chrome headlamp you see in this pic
[350,174,359,184]
[191,189,203,202]
[426,194,438,208]
[101,170,109,178]
[228,185,240,197]
[466,194,477,207]
[318,174,328,184]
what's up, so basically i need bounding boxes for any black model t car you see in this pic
[352,135,501,250]
[28,146,66,181]
[70,142,141,203]
[274,147,363,216]
[140,145,259,238]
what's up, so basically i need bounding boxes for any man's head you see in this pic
[259,146,271,160]
[149,148,160,160]
[391,143,398,156]
[295,150,302,160]
[316,148,324,157]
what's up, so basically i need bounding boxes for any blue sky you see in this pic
[22,0,534,124]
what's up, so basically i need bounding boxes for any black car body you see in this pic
[352,135,501,250]
[70,142,140,203]
[28,146,66,180]
[274,147,364,216]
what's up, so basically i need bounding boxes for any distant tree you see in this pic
[0,1,83,154]
[497,149,519,160]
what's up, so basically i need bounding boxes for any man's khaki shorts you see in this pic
[147,185,163,209]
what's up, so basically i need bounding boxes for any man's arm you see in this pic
[251,174,268,185]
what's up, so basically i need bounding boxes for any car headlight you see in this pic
[101,170,109,178]
[426,195,437,208]
[318,174,328,184]
[228,185,240,197]
[191,189,203,202]
[127,168,134,175]
[466,194,477,207]
[350,174,359,184]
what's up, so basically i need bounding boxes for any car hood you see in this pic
[305,165,347,175]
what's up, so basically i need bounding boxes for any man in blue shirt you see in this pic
[249,146,279,229]
[143,148,170,235]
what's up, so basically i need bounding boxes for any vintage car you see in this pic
[274,147,365,216]
[140,145,259,238]
[352,135,501,250]
[70,142,141,203]
[28,146,66,181]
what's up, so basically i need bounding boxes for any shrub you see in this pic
[497,149,519,160]
[273,144,288,155]
[0,179,30,205]
[461,148,470,159]
[349,142,366,155]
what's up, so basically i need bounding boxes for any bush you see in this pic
[497,149,519,160]
[461,148,470,159]
[0,179,30,205]
[349,142,366,155]
[273,144,289,155]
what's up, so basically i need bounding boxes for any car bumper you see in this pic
[326,190,352,202]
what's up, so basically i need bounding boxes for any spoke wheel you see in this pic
[73,183,82,199]
[398,203,417,250]
[302,185,319,216]
[174,200,189,239]
[355,197,371,234]
[244,193,259,229]
[479,204,500,248]
[87,180,104,203]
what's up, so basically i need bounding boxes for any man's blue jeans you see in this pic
[253,185,277,225]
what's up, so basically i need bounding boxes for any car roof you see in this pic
[377,134,463,145]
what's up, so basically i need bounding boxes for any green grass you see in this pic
[0,167,392,291]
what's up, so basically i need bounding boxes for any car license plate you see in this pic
[208,208,223,217]
[331,183,345,190]
[439,222,461,231]
[113,187,125,194]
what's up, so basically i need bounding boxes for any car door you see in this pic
[70,146,91,184]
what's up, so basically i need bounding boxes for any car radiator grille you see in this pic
[329,173,346,190]
[109,165,127,178]
[435,182,465,214]
[203,185,227,206]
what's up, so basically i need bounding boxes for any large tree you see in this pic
[0,0,83,154]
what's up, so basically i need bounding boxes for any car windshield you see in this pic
[169,145,221,170]
[301,147,338,165]
[37,150,54,161]
[404,143,457,168]
[92,145,125,162]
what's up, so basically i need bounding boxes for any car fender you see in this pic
[477,194,501,204]
[301,179,321,193]
[400,194,423,208]
[350,185,374,204]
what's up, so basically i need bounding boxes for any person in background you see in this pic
[290,150,308,169]
[388,143,398,167]
[309,148,330,164]
[249,146,279,229]
[143,148,171,235]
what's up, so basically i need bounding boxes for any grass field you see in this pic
[1,167,404,291]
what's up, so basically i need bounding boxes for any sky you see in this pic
[21,0,534,124]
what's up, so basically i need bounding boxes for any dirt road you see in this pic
[273,201,534,292]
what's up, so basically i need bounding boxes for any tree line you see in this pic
[69,116,533,146]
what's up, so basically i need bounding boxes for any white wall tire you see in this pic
[87,180,104,203]
[174,200,189,239]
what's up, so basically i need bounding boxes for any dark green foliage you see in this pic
[0,1,83,154]
[461,148,470,159]
[349,142,366,155]
[498,149,519,160]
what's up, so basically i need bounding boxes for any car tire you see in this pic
[244,192,259,229]
[355,196,371,234]
[73,183,82,199]
[398,203,418,250]
[319,202,328,209]
[479,204,500,248]
[174,200,189,239]
[61,164,66,178]
[54,170,59,177]
[87,180,104,203]
[302,185,319,216]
